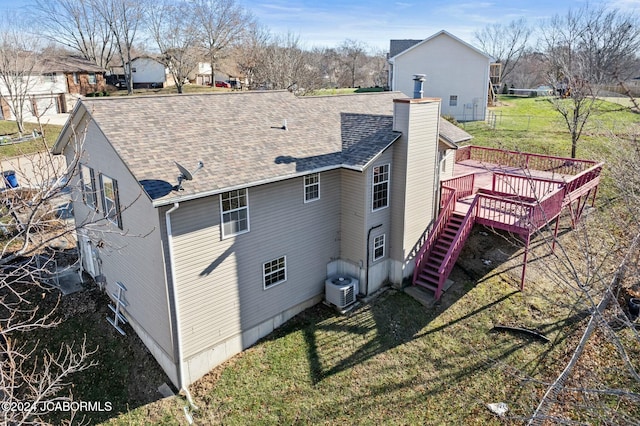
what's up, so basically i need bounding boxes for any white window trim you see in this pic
[371,163,390,212]
[80,164,97,210]
[303,173,320,203]
[263,255,287,289]
[220,188,250,239]
[373,234,385,261]
[100,173,122,229]
[88,73,97,84]
[449,95,458,107]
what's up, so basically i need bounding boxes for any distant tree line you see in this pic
[15,0,388,94]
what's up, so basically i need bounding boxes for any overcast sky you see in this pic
[2,0,640,51]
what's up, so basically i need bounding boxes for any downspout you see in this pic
[165,202,198,413]
[364,223,383,296]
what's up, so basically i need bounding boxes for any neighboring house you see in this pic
[52,84,471,389]
[0,55,106,120]
[43,55,106,110]
[189,62,228,86]
[388,30,493,121]
[127,57,172,89]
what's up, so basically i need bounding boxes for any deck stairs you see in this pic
[414,212,472,300]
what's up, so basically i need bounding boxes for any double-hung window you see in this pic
[449,95,458,107]
[304,173,320,202]
[80,164,97,209]
[263,256,286,289]
[100,174,122,229]
[373,234,385,261]
[220,189,249,238]
[88,73,96,84]
[372,164,390,211]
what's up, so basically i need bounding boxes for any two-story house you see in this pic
[388,30,493,121]
[52,82,471,392]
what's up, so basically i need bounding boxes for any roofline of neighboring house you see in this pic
[151,132,403,207]
[388,29,494,62]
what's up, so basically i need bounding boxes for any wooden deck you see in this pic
[413,145,604,300]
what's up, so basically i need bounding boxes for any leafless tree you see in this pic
[147,1,202,94]
[93,0,147,95]
[540,4,640,158]
[474,18,532,85]
[363,49,388,88]
[33,0,116,70]
[0,26,42,135]
[192,0,253,84]
[337,39,367,88]
[0,122,99,425]
[235,22,270,90]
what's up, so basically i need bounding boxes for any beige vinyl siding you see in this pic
[365,149,393,265]
[169,170,341,358]
[390,102,410,262]
[389,99,441,266]
[439,144,456,180]
[403,101,441,255]
[64,120,174,358]
[340,169,366,263]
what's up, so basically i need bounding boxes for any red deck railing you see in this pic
[413,185,457,286]
[491,173,563,200]
[434,196,478,299]
[456,145,598,175]
[415,146,603,299]
[440,172,475,205]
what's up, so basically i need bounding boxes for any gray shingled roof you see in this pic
[58,91,471,205]
[389,40,422,58]
[68,91,403,205]
[438,118,473,146]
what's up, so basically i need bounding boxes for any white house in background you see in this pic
[189,62,231,86]
[127,56,171,89]
[388,30,493,122]
[52,86,471,391]
[0,55,106,121]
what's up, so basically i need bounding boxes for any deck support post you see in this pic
[520,233,530,291]
[552,216,560,252]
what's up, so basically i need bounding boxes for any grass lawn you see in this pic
[0,120,63,158]
[93,95,640,425]
[5,94,636,424]
[463,95,640,159]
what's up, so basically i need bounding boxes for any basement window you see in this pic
[263,256,287,289]
[373,234,385,261]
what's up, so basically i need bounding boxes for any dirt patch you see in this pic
[2,250,172,424]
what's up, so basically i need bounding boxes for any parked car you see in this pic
[215,81,231,88]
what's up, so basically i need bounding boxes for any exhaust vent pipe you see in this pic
[413,74,426,99]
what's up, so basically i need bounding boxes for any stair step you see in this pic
[422,261,441,271]
[419,270,440,280]
[415,279,438,292]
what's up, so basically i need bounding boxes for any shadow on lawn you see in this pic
[299,287,518,386]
